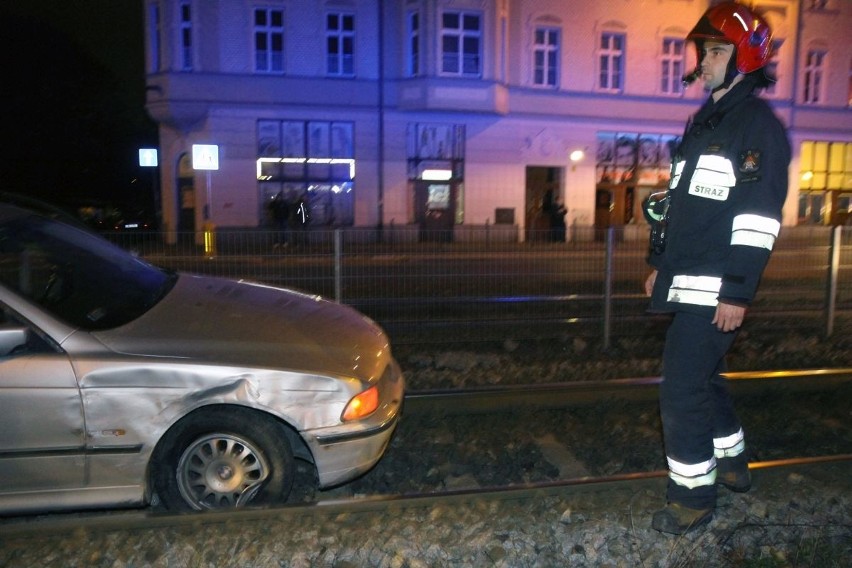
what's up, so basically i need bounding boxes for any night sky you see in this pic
[0,1,157,213]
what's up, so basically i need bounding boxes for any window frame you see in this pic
[440,10,482,77]
[254,7,285,74]
[803,49,827,104]
[532,26,560,88]
[178,1,193,71]
[326,11,355,77]
[660,37,684,95]
[598,32,625,92]
[406,10,420,77]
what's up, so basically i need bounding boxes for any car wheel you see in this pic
[152,407,295,511]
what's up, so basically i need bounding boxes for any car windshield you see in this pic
[0,205,176,330]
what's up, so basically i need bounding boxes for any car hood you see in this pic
[93,274,391,382]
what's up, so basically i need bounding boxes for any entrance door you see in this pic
[595,185,637,240]
[415,181,455,242]
[525,167,561,242]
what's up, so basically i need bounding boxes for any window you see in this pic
[255,8,284,73]
[441,11,482,76]
[148,3,161,72]
[257,120,355,226]
[533,27,559,87]
[803,49,827,104]
[799,141,851,191]
[596,131,681,186]
[599,33,625,91]
[327,12,354,76]
[179,2,193,71]
[660,38,684,95]
[799,141,852,224]
[407,11,420,76]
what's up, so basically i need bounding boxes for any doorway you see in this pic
[525,166,562,242]
[414,180,457,242]
[595,184,636,240]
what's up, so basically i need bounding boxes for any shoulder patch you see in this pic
[739,150,761,173]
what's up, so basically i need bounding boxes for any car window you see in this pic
[0,207,177,330]
[0,302,58,355]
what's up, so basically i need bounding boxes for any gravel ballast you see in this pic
[2,319,851,566]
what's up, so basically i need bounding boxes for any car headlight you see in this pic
[341,385,379,421]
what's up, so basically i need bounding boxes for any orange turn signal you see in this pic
[341,385,379,421]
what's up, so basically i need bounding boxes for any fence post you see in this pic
[825,225,841,337]
[603,226,614,350]
[334,229,343,304]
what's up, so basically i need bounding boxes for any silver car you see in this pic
[0,200,404,515]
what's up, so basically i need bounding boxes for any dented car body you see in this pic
[0,201,404,515]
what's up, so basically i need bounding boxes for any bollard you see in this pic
[203,221,216,259]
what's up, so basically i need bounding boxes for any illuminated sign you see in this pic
[422,169,452,181]
[192,144,220,170]
[139,148,158,167]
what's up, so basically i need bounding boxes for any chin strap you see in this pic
[715,47,741,93]
[712,64,740,94]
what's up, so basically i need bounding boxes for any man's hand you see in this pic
[713,302,746,332]
[644,270,657,297]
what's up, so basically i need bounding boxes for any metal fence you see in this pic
[105,225,850,343]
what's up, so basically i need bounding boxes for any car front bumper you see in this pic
[303,359,405,488]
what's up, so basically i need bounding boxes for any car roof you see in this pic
[0,192,96,232]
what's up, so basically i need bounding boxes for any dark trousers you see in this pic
[660,310,742,508]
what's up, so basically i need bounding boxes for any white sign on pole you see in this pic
[192,144,220,171]
[139,148,158,167]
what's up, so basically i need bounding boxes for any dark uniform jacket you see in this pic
[649,75,790,314]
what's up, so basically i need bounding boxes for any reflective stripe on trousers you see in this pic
[660,311,744,509]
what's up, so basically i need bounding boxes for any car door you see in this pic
[0,304,86,495]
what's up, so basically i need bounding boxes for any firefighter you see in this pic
[643,2,790,534]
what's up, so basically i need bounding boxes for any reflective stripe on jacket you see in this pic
[648,75,790,312]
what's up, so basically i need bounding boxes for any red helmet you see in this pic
[687,1,773,73]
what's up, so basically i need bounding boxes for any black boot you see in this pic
[651,502,713,534]
[717,454,751,492]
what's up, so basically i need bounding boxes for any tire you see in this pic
[152,406,295,512]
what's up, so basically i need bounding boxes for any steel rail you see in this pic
[381,310,851,341]
[2,370,848,538]
[402,368,852,413]
[2,455,850,538]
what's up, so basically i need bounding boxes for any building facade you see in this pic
[143,0,852,242]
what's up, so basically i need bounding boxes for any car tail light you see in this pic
[341,385,379,421]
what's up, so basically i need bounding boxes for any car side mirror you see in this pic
[0,327,28,357]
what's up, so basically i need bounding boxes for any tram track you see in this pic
[2,368,850,537]
[381,310,852,346]
[2,453,850,540]
[401,367,852,412]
